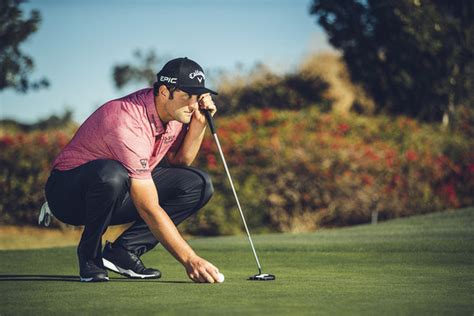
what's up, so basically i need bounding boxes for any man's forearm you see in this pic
[138,206,197,265]
[170,121,206,166]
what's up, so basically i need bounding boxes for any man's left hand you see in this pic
[193,93,217,125]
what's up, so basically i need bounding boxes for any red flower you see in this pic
[207,154,217,169]
[36,134,49,146]
[435,155,449,167]
[260,108,273,124]
[467,163,474,174]
[440,182,459,207]
[391,174,402,186]
[201,138,214,154]
[16,133,26,144]
[228,121,250,133]
[337,123,351,135]
[364,147,380,161]
[361,174,374,186]
[385,149,396,167]
[406,150,418,162]
[56,132,69,148]
[0,135,15,147]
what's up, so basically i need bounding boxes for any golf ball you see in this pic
[216,272,225,283]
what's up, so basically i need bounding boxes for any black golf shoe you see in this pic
[102,241,161,279]
[78,253,109,282]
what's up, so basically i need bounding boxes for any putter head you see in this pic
[248,273,276,281]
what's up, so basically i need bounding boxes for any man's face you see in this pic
[165,89,199,124]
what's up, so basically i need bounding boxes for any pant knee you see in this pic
[187,168,214,210]
[200,171,214,205]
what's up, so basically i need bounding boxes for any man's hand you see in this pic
[130,178,221,283]
[165,94,217,166]
[185,254,220,283]
[192,93,217,125]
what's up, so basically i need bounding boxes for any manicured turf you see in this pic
[1,208,473,315]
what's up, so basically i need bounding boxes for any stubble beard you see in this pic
[175,109,193,124]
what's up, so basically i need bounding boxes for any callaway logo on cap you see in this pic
[156,57,218,95]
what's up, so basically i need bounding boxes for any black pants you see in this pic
[45,159,213,261]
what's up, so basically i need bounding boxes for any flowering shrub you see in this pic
[185,108,474,234]
[0,130,72,226]
[1,108,473,234]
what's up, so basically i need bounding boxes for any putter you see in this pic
[203,109,275,281]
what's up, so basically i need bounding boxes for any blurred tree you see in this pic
[112,50,160,89]
[0,110,74,132]
[216,63,329,115]
[112,50,330,114]
[0,0,49,93]
[299,53,375,114]
[310,0,474,122]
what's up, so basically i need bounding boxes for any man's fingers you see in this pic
[198,94,217,115]
[189,272,202,283]
[196,274,206,283]
[207,266,220,282]
[200,270,215,283]
[190,269,218,283]
[194,264,217,283]
[197,271,211,283]
[198,93,211,102]
[203,262,219,282]
[189,272,198,282]
[186,256,220,283]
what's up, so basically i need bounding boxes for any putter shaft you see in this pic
[211,132,263,275]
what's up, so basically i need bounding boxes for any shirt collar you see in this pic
[145,89,164,136]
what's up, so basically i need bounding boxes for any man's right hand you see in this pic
[185,255,220,283]
[130,178,221,284]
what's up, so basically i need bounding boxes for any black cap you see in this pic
[156,57,218,95]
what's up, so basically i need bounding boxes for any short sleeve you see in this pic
[104,125,153,179]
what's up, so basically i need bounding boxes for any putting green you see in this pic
[1,208,473,315]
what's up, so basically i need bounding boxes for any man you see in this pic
[45,57,221,283]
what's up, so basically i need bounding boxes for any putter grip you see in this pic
[203,109,216,134]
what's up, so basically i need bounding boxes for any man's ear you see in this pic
[158,85,169,99]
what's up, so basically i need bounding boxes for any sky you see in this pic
[0,0,332,124]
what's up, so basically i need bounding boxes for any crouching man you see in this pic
[45,57,221,283]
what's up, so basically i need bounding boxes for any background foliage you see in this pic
[1,108,472,234]
[1,1,473,233]
[185,108,474,234]
[0,0,49,93]
[310,0,474,122]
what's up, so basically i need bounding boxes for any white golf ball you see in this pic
[216,272,225,283]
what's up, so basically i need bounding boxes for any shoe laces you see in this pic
[129,252,146,271]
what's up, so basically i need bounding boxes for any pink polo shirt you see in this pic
[52,88,187,179]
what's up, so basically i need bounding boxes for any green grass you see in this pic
[1,208,473,315]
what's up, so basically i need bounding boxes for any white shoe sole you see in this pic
[103,258,159,279]
[80,276,109,282]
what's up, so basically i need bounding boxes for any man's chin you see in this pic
[176,115,192,124]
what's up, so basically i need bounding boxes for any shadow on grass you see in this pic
[0,275,191,284]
